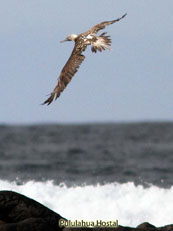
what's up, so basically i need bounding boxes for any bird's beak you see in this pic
[60,38,69,43]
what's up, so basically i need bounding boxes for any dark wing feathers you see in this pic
[43,45,85,105]
[88,13,127,34]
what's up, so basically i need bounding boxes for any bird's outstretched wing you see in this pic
[43,44,86,105]
[87,13,127,34]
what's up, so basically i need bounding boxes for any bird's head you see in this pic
[60,34,78,43]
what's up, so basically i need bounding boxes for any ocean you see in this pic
[0,122,173,227]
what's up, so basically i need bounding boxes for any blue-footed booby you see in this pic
[43,13,127,105]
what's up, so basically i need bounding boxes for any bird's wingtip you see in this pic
[42,93,55,106]
[122,13,127,18]
[41,101,51,106]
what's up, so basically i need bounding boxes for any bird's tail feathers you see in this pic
[91,32,112,53]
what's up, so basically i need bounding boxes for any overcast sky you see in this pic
[1,0,172,124]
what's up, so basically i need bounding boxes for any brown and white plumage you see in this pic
[43,13,127,105]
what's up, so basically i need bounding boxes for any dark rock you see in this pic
[62,224,172,231]
[0,191,173,231]
[63,224,173,231]
[0,190,66,231]
[136,222,156,229]
[63,226,146,231]
[157,224,173,231]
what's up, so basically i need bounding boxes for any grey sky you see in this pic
[1,0,172,124]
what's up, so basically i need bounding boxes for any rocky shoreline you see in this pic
[0,191,172,231]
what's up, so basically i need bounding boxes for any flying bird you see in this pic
[43,13,127,105]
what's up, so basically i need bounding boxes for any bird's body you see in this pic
[43,13,127,105]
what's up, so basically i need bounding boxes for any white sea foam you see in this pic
[0,179,172,227]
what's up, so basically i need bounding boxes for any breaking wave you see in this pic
[0,179,172,227]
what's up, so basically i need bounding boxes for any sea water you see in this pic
[0,122,173,227]
[0,180,173,227]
